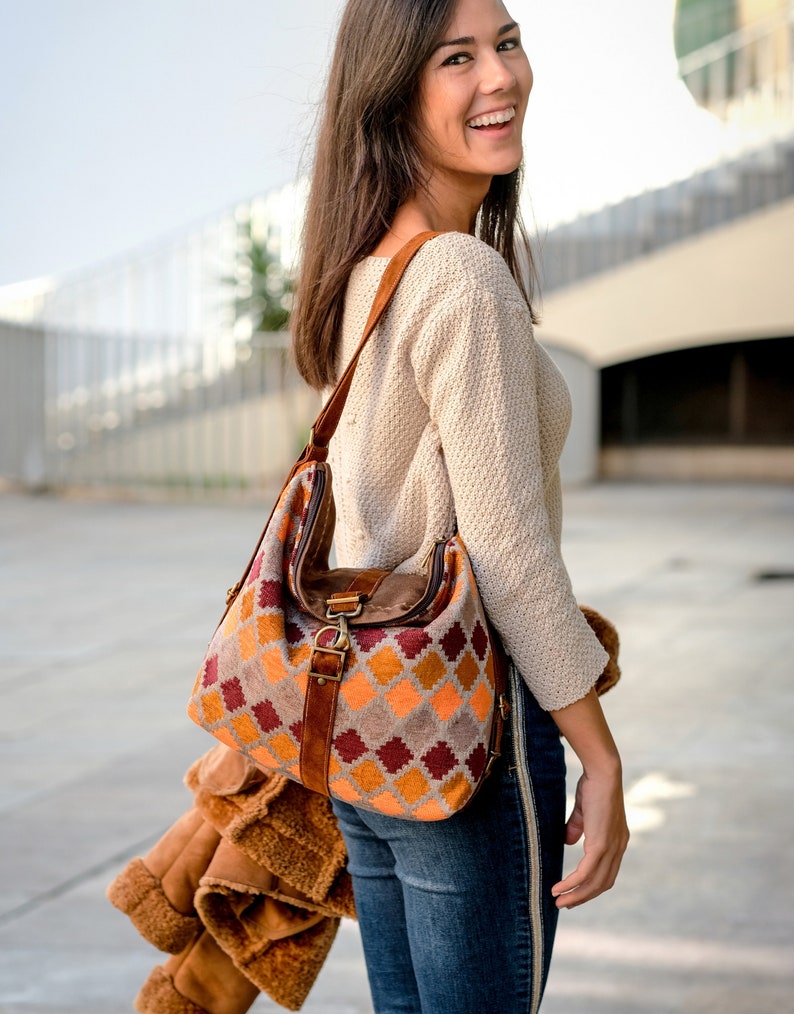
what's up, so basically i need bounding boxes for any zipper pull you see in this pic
[420,539,445,572]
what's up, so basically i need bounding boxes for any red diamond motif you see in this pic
[353,628,388,652]
[202,655,218,687]
[471,621,489,661]
[440,623,466,661]
[422,742,457,780]
[252,700,281,734]
[247,553,263,585]
[377,737,413,774]
[258,580,282,609]
[290,719,303,743]
[334,729,368,764]
[395,628,432,660]
[466,743,488,781]
[285,621,304,645]
[221,677,246,712]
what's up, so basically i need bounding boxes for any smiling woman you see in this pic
[288,1,630,1012]
[415,11,532,190]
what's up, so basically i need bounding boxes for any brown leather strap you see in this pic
[307,231,440,453]
[326,568,390,615]
[299,657,343,795]
[217,233,438,621]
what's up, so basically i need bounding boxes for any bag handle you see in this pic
[303,230,440,458]
[221,230,440,612]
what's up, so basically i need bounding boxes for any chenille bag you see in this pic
[188,232,508,821]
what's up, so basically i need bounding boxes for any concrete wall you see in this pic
[536,196,794,367]
[544,344,600,485]
[0,323,47,487]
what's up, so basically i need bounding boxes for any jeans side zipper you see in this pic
[510,664,545,1014]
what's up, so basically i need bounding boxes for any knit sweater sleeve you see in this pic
[409,241,607,711]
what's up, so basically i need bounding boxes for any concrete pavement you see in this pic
[0,481,792,1013]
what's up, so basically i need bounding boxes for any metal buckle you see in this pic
[309,619,350,685]
[308,646,347,684]
[325,596,363,619]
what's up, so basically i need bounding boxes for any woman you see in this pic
[291,1,629,1011]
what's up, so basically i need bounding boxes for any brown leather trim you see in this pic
[343,568,390,600]
[310,231,440,450]
[326,568,391,614]
[299,657,343,796]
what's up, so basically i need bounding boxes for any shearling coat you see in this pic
[107,744,356,1014]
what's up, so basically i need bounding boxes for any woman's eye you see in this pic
[441,51,472,67]
[498,37,520,52]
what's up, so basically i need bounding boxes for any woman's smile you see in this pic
[466,106,516,129]
[417,0,533,195]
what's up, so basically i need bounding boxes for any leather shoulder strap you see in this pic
[308,230,440,452]
[220,231,440,617]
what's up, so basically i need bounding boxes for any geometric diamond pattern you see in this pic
[189,463,500,822]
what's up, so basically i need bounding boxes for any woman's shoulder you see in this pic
[404,231,524,305]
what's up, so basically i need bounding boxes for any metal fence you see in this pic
[0,322,318,496]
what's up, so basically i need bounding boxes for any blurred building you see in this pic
[1,0,792,494]
[537,0,793,483]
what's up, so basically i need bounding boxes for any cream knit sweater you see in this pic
[328,232,607,711]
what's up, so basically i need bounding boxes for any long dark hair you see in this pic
[292,0,538,390]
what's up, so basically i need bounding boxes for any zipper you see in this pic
[395,539,447,623]
[509,664,545,1014]
[291,464,327,582]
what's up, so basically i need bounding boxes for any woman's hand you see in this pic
[549,689,630,909]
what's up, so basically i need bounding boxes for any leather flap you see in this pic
[293,463,440,625]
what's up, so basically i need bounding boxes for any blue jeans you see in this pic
[332,666,566,1014]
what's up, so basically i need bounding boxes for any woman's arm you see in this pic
[549,689,630,909]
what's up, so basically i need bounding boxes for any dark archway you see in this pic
[601,336,794,447]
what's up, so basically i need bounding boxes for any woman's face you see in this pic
[417,0,532,188]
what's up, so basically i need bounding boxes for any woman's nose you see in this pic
[479,51,516,93]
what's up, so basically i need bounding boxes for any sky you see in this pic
[0,0,726,288]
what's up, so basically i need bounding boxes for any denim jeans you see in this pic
[332,666,566,1014]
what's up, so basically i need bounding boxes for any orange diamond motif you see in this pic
[431,682,463,720]
[240,587,256,622]
[413,798,447,821]
[269,732,299,762]
[277,510,292,545]
[352,760,386,793]
[386,679,423,718]
[370,790,406,817]
[287,642,312,669]
[330,777,363,803]
[212,726,240,751]
[441,771,471,810]
[257,613,284,646]
[260,645,288,684]
[341,671,377,711]
[232,713,261,745]
[455,651,480,691]
[413,651,447,690]
[200,691,224,725]
[222,598,242,637]
[250,744,279,770]
[367,646,404,685]
[395,767,430,804]
[238,624,258,662]
[469,680,493,722]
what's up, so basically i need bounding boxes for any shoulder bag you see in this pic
[188,231,509,821]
